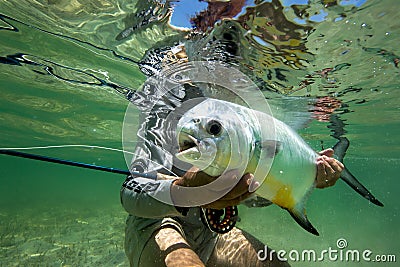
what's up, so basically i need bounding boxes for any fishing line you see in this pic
[0,13,141,65]
[0,145,179,179]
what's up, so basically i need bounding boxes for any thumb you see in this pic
[318,148,334,157]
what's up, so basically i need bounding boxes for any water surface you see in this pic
[0,0,399,266]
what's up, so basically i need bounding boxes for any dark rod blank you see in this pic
[0,149,156,178]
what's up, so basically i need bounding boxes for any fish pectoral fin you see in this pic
[259,140,282,158]
[286,206,319,236]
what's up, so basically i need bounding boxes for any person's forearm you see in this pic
[120,177,183,218]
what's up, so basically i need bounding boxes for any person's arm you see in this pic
[171,150,344,210]
[120,175,184,218]
[121,149,344,216]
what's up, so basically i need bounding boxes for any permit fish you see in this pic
[175,98,383,235]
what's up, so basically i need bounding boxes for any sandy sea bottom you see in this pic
[0,205,128,266]
[1,156,398,267]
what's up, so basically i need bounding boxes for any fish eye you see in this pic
[206,120,222,136]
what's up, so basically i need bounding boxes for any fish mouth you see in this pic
[177,133,200,158]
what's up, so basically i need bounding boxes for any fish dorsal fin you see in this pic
[257,140,282,158]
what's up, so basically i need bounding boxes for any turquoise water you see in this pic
[0,0,399,266]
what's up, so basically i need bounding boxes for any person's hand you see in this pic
[173,167,256,210]
[315,148,344,188]
[202,172,256,210]
[173,167,215,188]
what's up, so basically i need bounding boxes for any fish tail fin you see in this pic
[287,206,319,236]
[340,168,384,207]
[333,137,384,207]
[332,136,349,162]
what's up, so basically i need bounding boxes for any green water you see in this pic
[0,0,399,266]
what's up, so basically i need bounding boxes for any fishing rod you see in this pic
[0,149,163,179]
[0,149,241,234]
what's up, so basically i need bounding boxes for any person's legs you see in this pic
[206,228,290,267]
[139,226,205,267]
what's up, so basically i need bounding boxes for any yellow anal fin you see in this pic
[272,185,295,210]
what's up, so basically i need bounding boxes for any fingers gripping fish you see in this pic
[176,98,383,236]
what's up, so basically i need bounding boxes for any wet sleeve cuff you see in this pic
[133,177,176,206]
[121,178,182,218]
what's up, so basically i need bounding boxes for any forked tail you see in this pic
[333,137,384,207]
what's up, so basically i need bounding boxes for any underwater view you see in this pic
[0,0,399,266]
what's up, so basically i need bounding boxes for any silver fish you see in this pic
[176,98,383,235]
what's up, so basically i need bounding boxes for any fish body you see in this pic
[176,98,383,235]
